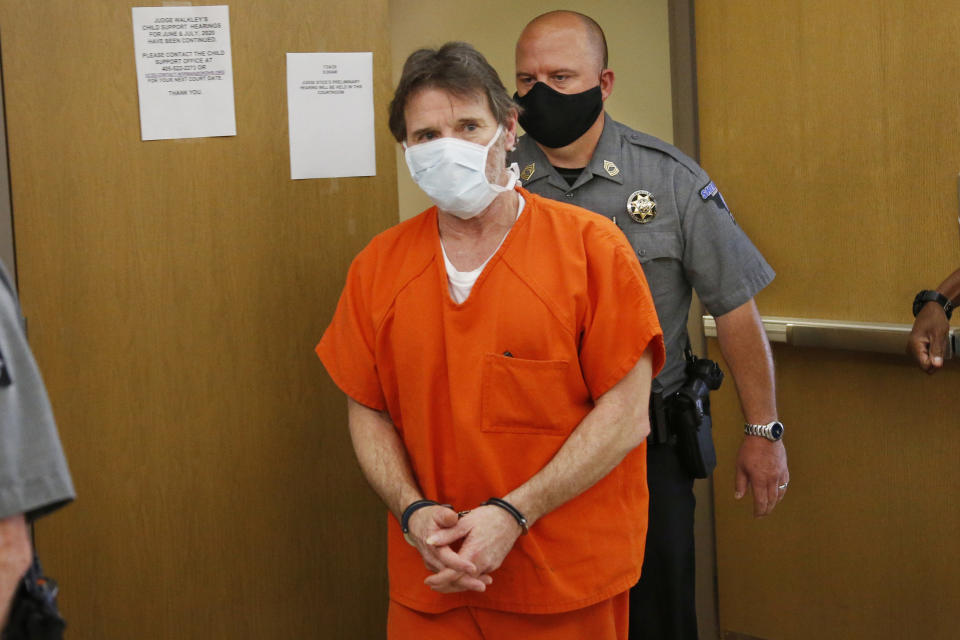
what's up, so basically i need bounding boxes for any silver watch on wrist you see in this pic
[744,420,784,441]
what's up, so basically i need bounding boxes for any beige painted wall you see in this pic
[389,0,674,220]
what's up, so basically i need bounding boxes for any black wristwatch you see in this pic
[913,290,954,320]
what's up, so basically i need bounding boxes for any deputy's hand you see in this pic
[734,436,789,517]
[422,505,522,593]
[908,302,950,374]
[405,506,490,593]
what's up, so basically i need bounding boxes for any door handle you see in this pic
[701,315,956,358]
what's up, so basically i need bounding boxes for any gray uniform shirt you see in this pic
[509,117,775,395]
[0,261,74,520]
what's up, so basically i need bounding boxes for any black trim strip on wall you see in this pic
[0,35,17,287]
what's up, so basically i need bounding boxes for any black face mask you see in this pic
[514,82,603,149]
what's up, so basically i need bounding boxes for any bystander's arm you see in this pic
[0,513,31,627]
[908,267,960,373]
[930,267,960,303]
[714,298,789,517]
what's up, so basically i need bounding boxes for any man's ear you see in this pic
[600,68,615,101]
[505,110,519,150]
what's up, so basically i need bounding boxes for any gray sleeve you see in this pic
[0,267,75,520]
[676,167,775,316]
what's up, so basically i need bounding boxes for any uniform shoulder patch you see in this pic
[700,181,729,211]
[700,180,736,223]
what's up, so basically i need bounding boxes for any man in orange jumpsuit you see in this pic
[317,42,664,639]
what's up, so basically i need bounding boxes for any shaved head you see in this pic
[519,10,608,71]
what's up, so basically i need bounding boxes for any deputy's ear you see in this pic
[600,68,615,101]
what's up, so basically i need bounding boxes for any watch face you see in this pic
[770,421,784,440]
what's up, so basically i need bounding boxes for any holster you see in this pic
[648,384,718,479]
[666,385,718,479]
[2,554,65,640]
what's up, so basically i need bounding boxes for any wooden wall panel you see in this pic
[697,2,960,639]
[0,1,396,637]
[697,2,960,323]
[709,344,959,640]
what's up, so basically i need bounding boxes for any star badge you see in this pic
[627,190,656,224]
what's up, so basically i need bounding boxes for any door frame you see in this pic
[668,1,720,638]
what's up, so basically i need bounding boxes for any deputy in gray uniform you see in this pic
[0,259,74,626]
[509,11,790,640]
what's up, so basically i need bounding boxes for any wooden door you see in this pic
[696,3,959,639]
[0,1,396,637]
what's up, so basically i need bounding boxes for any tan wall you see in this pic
[389,0,674,220]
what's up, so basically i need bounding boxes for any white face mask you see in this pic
[404,125,519,219]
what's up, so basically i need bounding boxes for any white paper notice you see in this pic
[287,52,375,179]
[132,6,237,141]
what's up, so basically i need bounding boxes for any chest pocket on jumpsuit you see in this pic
[481,353,572,435]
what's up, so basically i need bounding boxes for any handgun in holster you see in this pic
[649,349,725,479]
[2,544,66,640]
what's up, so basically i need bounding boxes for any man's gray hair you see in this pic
[388,42,517,142]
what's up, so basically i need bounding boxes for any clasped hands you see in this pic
[405,503,524,593]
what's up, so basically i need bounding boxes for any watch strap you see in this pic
[744,420,783,441]
[913,290,954,320]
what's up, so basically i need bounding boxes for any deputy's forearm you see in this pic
[0,513,31,627]
[714,299,777,424]
[346,398,424,520]
[503,351,654,528]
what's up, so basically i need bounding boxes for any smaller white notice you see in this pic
[287,52,375,180]
[132,5,236,141]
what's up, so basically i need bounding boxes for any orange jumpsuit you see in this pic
[317,188,664,619]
